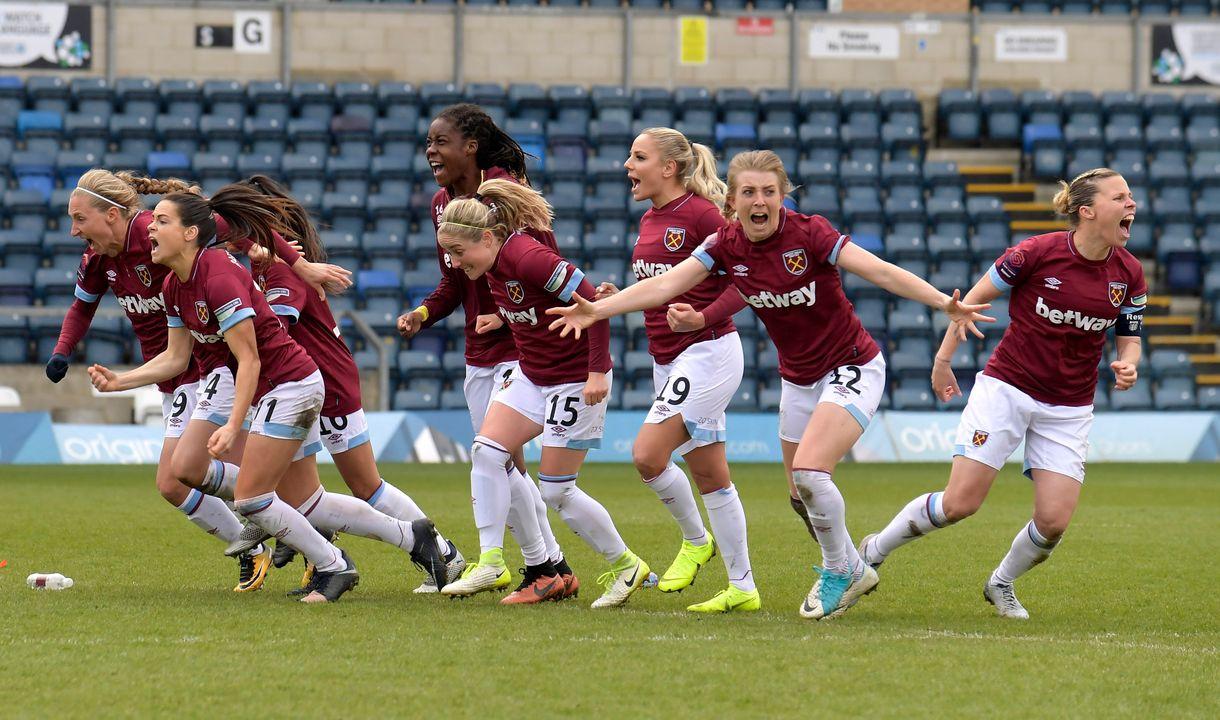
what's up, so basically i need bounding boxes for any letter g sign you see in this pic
[234,11,272,54]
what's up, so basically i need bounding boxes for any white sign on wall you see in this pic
[809,24,900,60]
[995,26,1067,62]
[233,11,272,54]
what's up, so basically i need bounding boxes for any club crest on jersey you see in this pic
[134,264,152,287]
[782,249,808,276]
[506,281,525,305]
[664,227,686,252]
[195,301,210,324]
[1108,282,1127,307]
[972,430,989,447]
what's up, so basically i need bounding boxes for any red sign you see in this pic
[736,17,774,37]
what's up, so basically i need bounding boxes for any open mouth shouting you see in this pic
[1118,214,1134,240]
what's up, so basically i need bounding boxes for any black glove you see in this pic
[45,353,69,383]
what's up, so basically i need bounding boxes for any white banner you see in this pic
[0,3,91,69]
[995,26,1067,63]
[809,24,900,60]
[234,11,272,55]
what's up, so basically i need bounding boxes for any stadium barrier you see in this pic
[4,410,1218,465]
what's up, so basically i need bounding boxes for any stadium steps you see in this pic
[1145,295,1173,316]
[1009,219,1068,233]
[1148,334,1219,354]
[970,182,1036,202]
[958,165,1016,185]
[1142,316,1198,336]
[1189,354,1220,374]
[1195,373,1220,387]
[1002,200,1056,221]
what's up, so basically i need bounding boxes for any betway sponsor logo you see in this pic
[188,329,224,344]
[116,293,165,315]
[632,258,675,279]
[742,281,816,309]
[1034,296,1115,332]
[499,306,538,326]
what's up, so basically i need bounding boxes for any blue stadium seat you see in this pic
[981,88,1021,141]
[891,381,935,410]
[716,87,757,126]
[0,314,30,363]
[0,268,35,305]
[1021,89,1061,126]
[939,89,981,142]
[759,88,798,126]
[550,84,591,125]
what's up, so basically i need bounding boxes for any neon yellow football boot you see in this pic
[686,585,762,614]
[657,533,716,593]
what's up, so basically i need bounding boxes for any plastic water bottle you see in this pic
[26,573,74,590]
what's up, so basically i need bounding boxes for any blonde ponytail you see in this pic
[475,179,554,233]
[640,127,727,207]
[114,171,201,197]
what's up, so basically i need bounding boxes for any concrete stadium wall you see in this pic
[8,2,1160,99]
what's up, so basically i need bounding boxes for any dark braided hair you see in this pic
[437,103,530,184]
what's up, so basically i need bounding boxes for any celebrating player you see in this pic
[858,168,1145,619]
[87,186,390,603]
[434,179,652,608]
[548,150,992,619]
[231,174,460,593]
[599,127,757,613]
[51,169,350,592]
[398,104,577,597]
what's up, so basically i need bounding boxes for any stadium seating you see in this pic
[0,76,1215,411]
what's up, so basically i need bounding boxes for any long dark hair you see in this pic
[238,174,327,262]
[437,103,530,183]
[163,184,292,255]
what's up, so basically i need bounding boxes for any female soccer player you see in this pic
[858,168,1145,619]
[548,150,991,619]
[51,169,350,592]
[598,127,757,613]
[235,174,461,593]
[433,179,651,608]
[397,104,576,597]
[87,186,421,603]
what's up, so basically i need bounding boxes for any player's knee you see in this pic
[537,479,571,511]
[472,436,511,471]
[940,494,980,523]
[1031,513,1069,542]
[155,472,189,505]
[632,450,668,482]
[169,452,204,489]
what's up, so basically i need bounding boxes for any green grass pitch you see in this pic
[1,463,1216,718]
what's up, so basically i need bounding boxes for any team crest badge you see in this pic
[195,301,210,324]
[1108,281,1127,307]
[664,227,686,252]
[971,430,989,448]
[134,264,152,287]
[506,281,525,305]
[782,248,808,275]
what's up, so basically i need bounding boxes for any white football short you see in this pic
[463,361,520,433]
[493,369,612,449]
[248,370,324,462]
[161,381,198,439]
[953,373,1093,484]
[191,367,252,428]
[318,408,371,455]
[646,332,744,456]
[778,353,887,443]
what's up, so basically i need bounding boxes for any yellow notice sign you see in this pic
[679,16,708,66]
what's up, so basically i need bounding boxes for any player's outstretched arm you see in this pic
[89,326,194,392]
[838,243,996,340]
[547,256,710,339]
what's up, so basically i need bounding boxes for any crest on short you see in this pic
[1108,281,1127,308]
[782,248,808,275]
[195,301,210,324]
[134,264,152,288]
[506,280,525,305]
[664,227,686,252]
[971,430,989,448]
